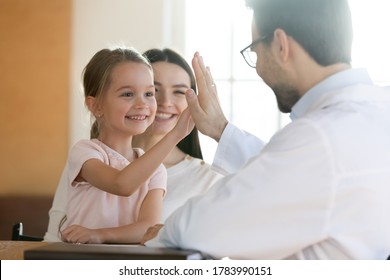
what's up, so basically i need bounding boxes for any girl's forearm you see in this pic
[97,220,157,244]
[115,131,179,196]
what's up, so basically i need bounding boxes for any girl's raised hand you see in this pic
[171,108,194,140]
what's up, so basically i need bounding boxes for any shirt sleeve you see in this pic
[147,163,167,196]
[68,140,108,186]
[43,164,69,242]
[212,123,266,175]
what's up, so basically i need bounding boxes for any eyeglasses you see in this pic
[240,34,271,68]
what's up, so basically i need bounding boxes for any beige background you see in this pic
[0,0,186,239]
[0,0,71,196]
[0,0,186,197]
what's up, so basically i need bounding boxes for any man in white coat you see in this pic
[143,0,390,259]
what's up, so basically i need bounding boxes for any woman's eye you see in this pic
[174,90,186,95]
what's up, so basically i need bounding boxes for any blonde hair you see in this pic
[82,48,152,139]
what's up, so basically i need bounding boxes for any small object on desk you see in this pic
[24,242,209,260]
[12,223,43,241]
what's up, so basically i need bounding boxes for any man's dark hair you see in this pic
[245,0,353,66]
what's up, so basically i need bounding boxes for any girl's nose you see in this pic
[134,96,148,108]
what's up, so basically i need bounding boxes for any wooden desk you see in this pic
[0,241,47,260]
[24,242,207,260]
[1,241,208,260]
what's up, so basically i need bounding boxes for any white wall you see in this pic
[69,0,186,146]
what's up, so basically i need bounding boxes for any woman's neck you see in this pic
[132,134,161,152]
[163,147,186,168]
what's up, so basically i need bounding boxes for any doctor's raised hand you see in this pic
[185,52,228,142]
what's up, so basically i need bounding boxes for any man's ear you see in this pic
[86,96,102,118]
[273,29,290,63]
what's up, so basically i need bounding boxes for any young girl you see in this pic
[59,47,193,244]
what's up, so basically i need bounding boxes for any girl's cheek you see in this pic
[151,100,158,111]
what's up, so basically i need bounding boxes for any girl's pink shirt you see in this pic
[61,139,167,230]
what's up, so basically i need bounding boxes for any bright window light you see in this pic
[185,0,390,162]
[349,0,390,84]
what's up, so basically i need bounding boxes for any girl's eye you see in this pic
[122,92,133,97]
[145,92,155,97]
[174,90,186,95]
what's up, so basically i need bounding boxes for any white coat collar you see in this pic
[290,68,373,120]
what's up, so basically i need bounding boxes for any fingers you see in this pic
[190,52,228,141]
[185,88,205,118]
[183,108,195,133]
[192,52,206,84]
[192,52,218,100]
[207,66,217,93]
[60,226,73,241]
[179,107,192,125]
[192,53,210,97]
[61,225,84,244]
[185,88,199,106]
[193,53,217,94]
[183,107,194,125]
[141,224,164,245]
[175,107,194,137]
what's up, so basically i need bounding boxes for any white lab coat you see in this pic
[146,71,390,259]
[211,123,266,175]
